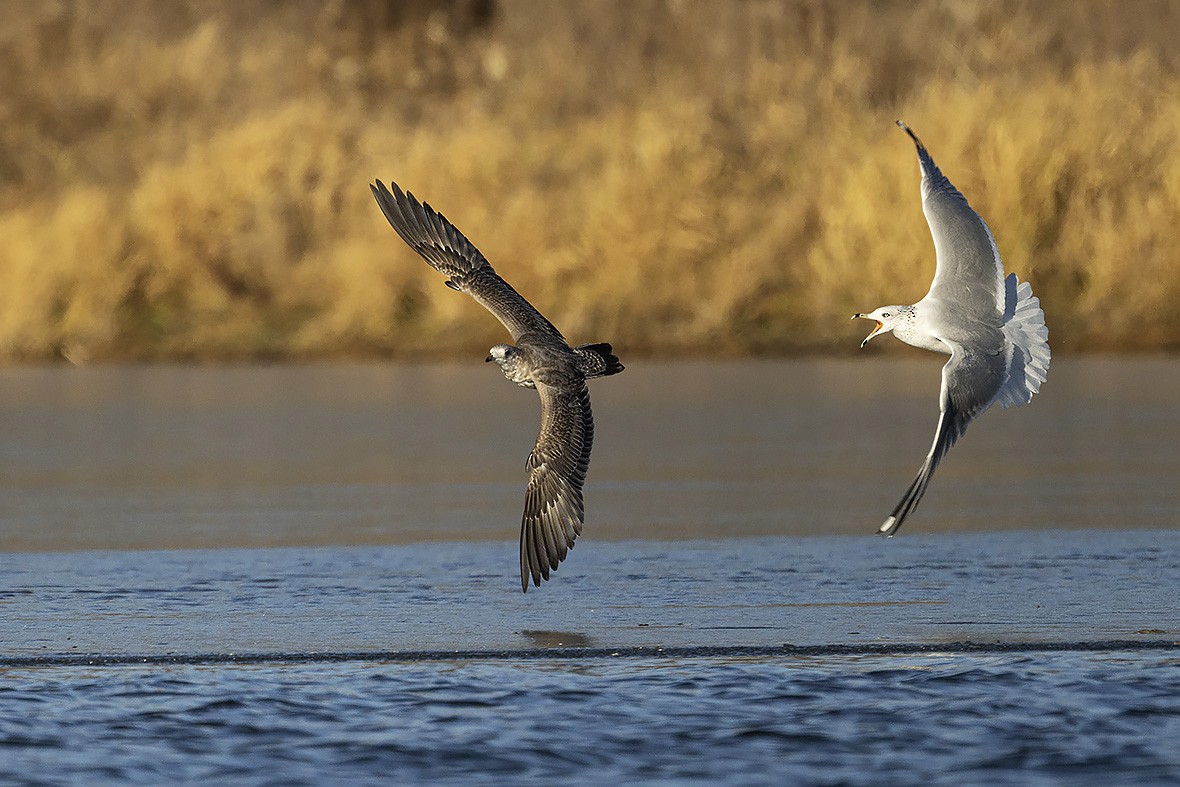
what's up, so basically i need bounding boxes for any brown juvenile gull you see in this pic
[853,121,1050,537]
[371,180,624,591]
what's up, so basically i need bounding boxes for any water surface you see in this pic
[1,531,1176,657]
[1,359,1178,784]
[1,358,1176,551]
[4,650,1178,785]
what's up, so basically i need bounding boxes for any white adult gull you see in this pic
[853,121,1050,536]
[371,180,624,591]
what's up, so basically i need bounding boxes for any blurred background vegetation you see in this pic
[1,0,1179,363]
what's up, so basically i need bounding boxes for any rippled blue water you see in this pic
[4,651,1178,784]
[1,531,1178,784]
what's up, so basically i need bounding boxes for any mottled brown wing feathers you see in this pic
[370,180,563,342]
[520,380,593,591]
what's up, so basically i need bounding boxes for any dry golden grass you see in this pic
[2,0,1180,361]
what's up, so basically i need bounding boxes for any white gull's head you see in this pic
[853,306,909,348]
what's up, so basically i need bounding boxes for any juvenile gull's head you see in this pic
[485,343,534,387]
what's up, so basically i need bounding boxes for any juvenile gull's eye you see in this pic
[882,312,891,318]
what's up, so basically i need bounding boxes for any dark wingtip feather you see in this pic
[370,180,395,223]
[370,179,418,244]
[896,119,925,152]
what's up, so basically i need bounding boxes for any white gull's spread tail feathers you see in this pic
[995,274,1051,409]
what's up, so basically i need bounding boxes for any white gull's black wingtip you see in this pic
[895,119,925,152]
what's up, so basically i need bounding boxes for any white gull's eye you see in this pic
[882,312,891,318]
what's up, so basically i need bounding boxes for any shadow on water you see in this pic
[519,630,596,648]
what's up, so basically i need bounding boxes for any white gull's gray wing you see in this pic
[521,377,593,591]
[371,180,564,343]
[878,343,1007,536]
[898,121,1005,325]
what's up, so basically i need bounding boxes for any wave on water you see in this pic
[3,638,1176,668]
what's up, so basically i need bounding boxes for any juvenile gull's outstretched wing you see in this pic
[879,343,1007,536]
[370,180,563,342]
[521,378,594,591]
[898,121,1005,327]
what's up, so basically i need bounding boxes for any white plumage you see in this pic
[854,122,1050,536]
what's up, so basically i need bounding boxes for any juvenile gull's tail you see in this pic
[574,343,625,378]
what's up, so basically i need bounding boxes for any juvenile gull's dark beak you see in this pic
[485,355,494,363]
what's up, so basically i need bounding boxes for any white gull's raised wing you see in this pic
[898,122,1005,325]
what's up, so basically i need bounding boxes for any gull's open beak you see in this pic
[852,313,884,348]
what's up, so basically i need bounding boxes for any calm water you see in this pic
[1,358,1177,550]
[1,360,1178,783]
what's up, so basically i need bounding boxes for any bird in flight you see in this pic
[853,121,1050,536]
[371,180,624,591]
